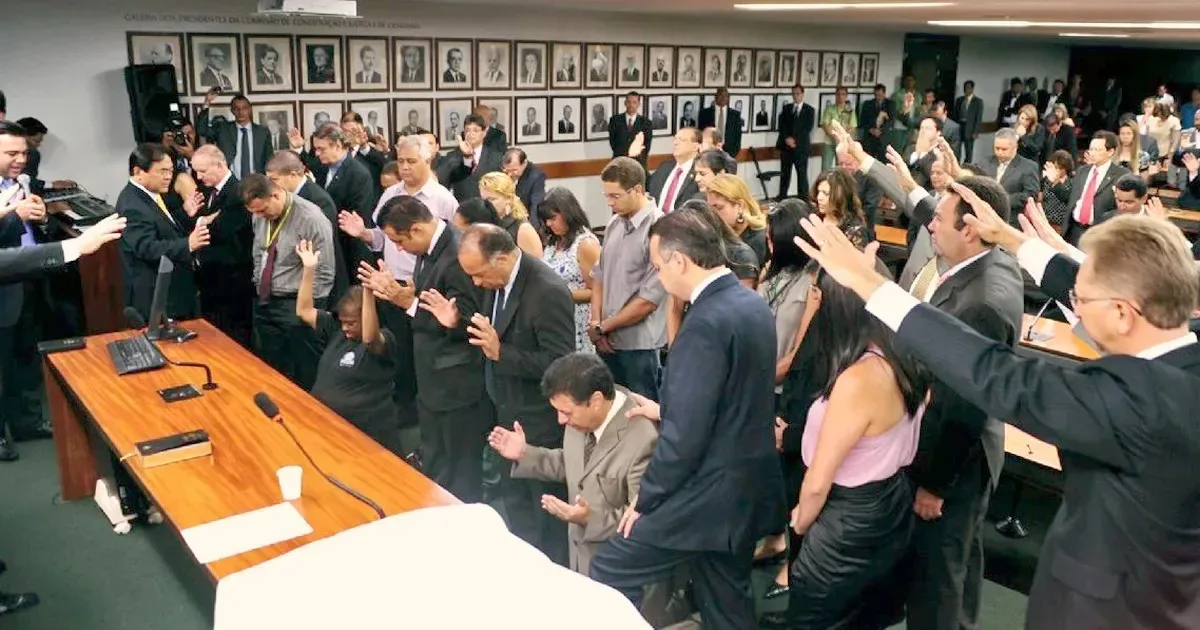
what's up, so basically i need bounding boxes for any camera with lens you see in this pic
[166,102,189,146]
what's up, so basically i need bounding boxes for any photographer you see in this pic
[160,121,199,211]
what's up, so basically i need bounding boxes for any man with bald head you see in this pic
[190,144,254,346]
[457,223,576,565]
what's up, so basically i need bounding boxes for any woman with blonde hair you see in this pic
[1052,102,1075,128]
[479,172,543,258]
[1117,118,1151,176]
[1014,104,1047,163]
[705,173,769,268]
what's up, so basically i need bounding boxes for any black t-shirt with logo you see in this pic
[311,311,400,436]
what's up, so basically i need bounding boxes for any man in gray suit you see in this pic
[981,128,1039,225]
[953,81,984,163]
[489,352,657,575]
[933,101,962,157]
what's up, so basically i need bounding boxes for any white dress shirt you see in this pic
[689,268,733,304]
[1072,161,1111,223]
[233,123,254,178]
[371,177,459,280]
[592,390,628,442]
[406,219,447,318]
[659,157,694,212]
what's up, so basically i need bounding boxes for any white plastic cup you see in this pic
[277,465,303,501]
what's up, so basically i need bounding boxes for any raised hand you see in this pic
[182,191,205,218]
[75,213,127,255]
[287,128,305,151]
[1145,195,1167,220]
[467,312,501,361]
[885,145,918,192]
[954,181,1025,253]
[792,214,885,301]
[1017,198,1071,254]
[338,210,369,242]
[1183,152,1200,175]
[418,288,460,328]
[295,239,320,268]
[487,422,527,461]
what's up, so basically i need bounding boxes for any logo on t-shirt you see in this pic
[339,350,357,368]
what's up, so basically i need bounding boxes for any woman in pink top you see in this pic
[771,272,929,629]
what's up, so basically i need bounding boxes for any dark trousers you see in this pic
[502,470,570,567]
[905,457,993,630]
[777,147,810,200]
[961,137,976,164]
[1064,219,1089,247]
[601,349,660,400]
[198,271,253,349]
[417,396,494,504]
[0,285,44,438]
[377,302,419,430]
[590,536,756,630]
[252,296,326,391]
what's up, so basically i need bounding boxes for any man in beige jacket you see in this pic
[488,352,657,576]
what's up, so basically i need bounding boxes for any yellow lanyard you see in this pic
[264,195,294,250]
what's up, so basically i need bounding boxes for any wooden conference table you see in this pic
[43,320,457,583]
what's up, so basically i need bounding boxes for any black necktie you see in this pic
[484,287,506,402]
[239,127,252,178]
[584,432,597,465]
[414,254,426,282]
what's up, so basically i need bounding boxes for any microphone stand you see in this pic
[1024,300,1054,343]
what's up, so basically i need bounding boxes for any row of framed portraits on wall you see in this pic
[184,89,877,150]
[127,31,882,99]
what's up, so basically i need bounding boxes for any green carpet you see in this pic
[0,439,1037,628]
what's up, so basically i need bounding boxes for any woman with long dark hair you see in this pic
[774,271,929,629]
[537,188,600,352]
[810,169,869,247]
[452,197,502,229]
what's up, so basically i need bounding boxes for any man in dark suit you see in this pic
[521,107,543,137]
[932,101,962,157]
[589,210,784,630]
[609,92,654,166]
[189,145,254,347]
[310,124,378,276]
[195,91,274,179]
[369,195,490,503]
[198,45,234,91]
[1098,77,1123,131]
[981,128,1040,225]
[502,149,546,230]
[1062,131,1130,245]
[647,128,701,213]
[900,177,1024,630]
[456,224,576,565]
[953,81,985,163]
[698,88,744,159]
[341,121,388,195]
[801,194,1200,630]
[265,150,347,305]
[353,45,383,84]
[474,105,509,154]
[444,113,505,201]
[997,77,1034,128]
[1039,78,1067,119]
[442,47,468,84]
[857,83,894,161]
[776,85,815,201]
[1043,114,1078,163]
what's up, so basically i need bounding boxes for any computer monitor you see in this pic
[145,256,187,341]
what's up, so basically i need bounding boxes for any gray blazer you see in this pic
[941,118,963,155]
[861,159,942,289]
[512,387,657,575]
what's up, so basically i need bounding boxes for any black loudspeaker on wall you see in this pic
[124,64,182,144]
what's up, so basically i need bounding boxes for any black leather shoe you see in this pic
[764,581,790,599]
[0,439,18,462]
[0,591,39,615]
[11,421,52,442]
[758,611,789,628]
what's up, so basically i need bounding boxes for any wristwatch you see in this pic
[592,322,605,336]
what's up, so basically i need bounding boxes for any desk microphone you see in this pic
[1024,300,1055,343]
[253,392,385,520]
[123,307,218,390]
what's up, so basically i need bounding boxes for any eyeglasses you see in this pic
[1068,289,1143,315]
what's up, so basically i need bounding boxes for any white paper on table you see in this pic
[181,502,313,565]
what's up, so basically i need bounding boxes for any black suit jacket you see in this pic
[514,163,547,229]
[894,256,1200,630]
[953,95,985,138]
[483,255,575,447]
[632,273,785,552]
[1045,125,1079,162]
[909,248,1023,496]
[697,106,744,158]
[647,158,699,213]
[1061,162,1131,240]
[410,224,486,412]
[195,176,253,280]
[444,146,504,201]
[297,180,348,303]
[485,126,508,154]
[354,147,389,195]
[607,113,654,165]
[0,213,38,327]
[321,155,378,270]
[0,241,66,286]
[775,102,815,152]
[115,182,198,321]
[983,155,1041,223]
[195,110,274,176]
[996,91,1035,126]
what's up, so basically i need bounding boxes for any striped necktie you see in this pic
[909,258,939,301]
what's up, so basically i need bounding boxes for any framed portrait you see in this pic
[436,40,474,90]
[755,50,777,89]
[750,94,775,132]
[777,51,798,89]
[437,98,474,144]
[393,38,432,91]
[254,102,297,151]
[476,40,512,91]
[840,53,860,89]
[477,97,512,139]
[192,103,233,126]
[347,37,389,92]
[728,49,752,88]
[646,46,674,89]
[301,101,345,138]
[550,96,582,143]
[515,97,548,145]
[774,92,794,130]
[515,42,548,91]
[244,35,295,95]
[550,42,583,90]
[584,94,614,141]
[703,48,728,89]
[128,32,187,93]
[817,92,837,119]
[394,99,434,136]
[616,44,645,89]
[859,53,879,87]
[349,100,391,143]
[730,93,752,132]
[819,52,841,88]
[584,43,614,89]
[187,33,241,96]
[647,94,673,135]
[702,94,716,110]
[676,94,700,130]
[799,51,821,88]
[676,47,702,89]
[298,36,343,92]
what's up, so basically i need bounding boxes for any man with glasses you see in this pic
[443,113,503,201]
[1061,131,1130,245]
